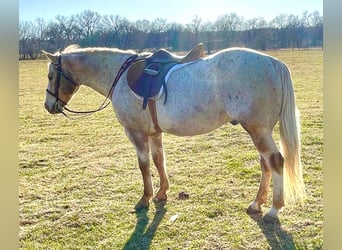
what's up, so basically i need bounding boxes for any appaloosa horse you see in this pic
[43,45,305,221]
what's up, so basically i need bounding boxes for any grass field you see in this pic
[19,49,323,249]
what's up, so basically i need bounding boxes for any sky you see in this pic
[19,0,323,24]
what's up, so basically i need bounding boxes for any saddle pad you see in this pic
[164,59,201,82]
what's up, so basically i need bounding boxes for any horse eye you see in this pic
[48,75,53,81]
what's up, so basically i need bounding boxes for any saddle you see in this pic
[127,43,205,109]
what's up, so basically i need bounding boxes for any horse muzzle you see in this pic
[44,101,64,114]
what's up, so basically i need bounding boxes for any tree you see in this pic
[309,11,323,48]
[77,10,101,45]
[34,18,46,40]
[286,14,304,48]
[100,15,125,47]
[201,21,214,54]
[215,13,244,47]
[133,19,151,50]
[270,14,289,48]
[150,18,168,48]
[55,15,80,42]
[166,22,183,50]
[19,20,34,59]
[190,15,202,44]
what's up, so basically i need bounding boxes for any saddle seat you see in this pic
[148,43,205,63]
[127,43,205,109]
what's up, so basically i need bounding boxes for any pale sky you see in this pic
[19,0,323,24]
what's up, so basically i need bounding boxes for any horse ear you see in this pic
[42,50,58,64]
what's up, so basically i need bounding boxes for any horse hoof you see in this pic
[152,195,167,204]
[134,199,150,211]
[247,206,262,214]
[263,214,280,224]
[263,207,280,223]
[246,201,261,214]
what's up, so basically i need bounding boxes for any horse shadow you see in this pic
[249,213,296,249]
[123,203,167,250]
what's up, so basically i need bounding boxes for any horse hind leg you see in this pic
[247,156,271,214]
[245,127,285,221]
[125,128,153,210]
[149,133,169,203]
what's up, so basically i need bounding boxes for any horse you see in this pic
[42,44,305,222]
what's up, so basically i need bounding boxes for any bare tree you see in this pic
[191,15,202,43]
[270,14,290,48]
[150,18,168,48]
[286,14,304,48]
[55,15,80,42]
[166,22,183,50]
[19,20,37,59]
[77,10,101,42]
[34,18,46,40]
[308,11,323,48]
[133,19,151,50]
[201,21,214,54]
[215,13,244,47]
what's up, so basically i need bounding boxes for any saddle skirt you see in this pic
[126,44,205,109]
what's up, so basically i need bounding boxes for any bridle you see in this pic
[46,53,139,117]
[46,55,77,115]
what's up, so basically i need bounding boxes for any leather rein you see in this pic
[46,53,139,117]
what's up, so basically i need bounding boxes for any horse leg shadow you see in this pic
[123,202,167,250]
[249,213,296,249]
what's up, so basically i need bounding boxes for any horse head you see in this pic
[42,50,80,114]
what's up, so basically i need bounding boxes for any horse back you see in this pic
[159,48,286,133]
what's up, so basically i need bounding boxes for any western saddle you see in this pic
[127,43,205,110]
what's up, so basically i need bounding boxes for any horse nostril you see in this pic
[44,102,55,114]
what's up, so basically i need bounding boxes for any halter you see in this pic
[46,53,139,117]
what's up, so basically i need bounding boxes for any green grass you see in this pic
[19,49,323,249]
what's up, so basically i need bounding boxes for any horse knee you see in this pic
[269,152,284,174]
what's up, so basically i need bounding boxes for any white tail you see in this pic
[279,63,306,204]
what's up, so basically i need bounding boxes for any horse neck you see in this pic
[65,50,135,97]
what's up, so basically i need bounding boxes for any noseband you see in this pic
[46,53,139,117]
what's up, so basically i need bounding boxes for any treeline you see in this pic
[19,10,323,59]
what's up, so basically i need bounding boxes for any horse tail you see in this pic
[278,62,306,204]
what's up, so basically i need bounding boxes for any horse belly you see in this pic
[161,110,229,136]
[157,80,230,136]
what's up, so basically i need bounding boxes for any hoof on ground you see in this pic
[246,206,262,215]
[246,202,262,215]
[263,214,280,224]
[134,200,150,211]
[152,195,167,204]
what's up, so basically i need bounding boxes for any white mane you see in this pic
[61,44,135,55]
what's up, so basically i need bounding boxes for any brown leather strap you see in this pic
[148,99,162,133]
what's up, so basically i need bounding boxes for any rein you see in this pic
[46,53,139,118]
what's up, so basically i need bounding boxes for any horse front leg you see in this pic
[125,128,153,210]
[149,133,169,203]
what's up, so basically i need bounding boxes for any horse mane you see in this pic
[60,44,136,55]
[62,44,81,54]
